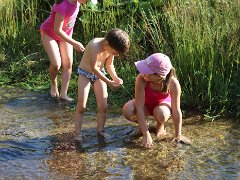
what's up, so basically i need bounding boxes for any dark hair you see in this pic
[105,28,130,54]
[55,0,64,4]
[162,68,177,93]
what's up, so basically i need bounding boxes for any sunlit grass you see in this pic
[163,0,240,115]
[0,0,239,116]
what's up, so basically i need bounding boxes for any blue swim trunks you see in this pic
[77,67,106,82]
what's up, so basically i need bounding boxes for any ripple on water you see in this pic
[0,87,239,179]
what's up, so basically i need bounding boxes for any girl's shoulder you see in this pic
[136,74,145,81]
[136,74,147,86]
[169,77,181,91]
[169,76,179,84]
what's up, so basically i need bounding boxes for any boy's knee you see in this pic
[76,106,86,114]
[51,64,61,71]
[98,106,108,114]
[62,63,72,70]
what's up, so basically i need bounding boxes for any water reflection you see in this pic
[0,86,239,179]
[45,128,134,179]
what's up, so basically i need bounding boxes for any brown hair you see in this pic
[105,28,130,54]
[161,68,177,93]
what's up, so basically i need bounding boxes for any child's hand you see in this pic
[74,42,85,52]
[109,80,121,91]
[141,131,154,148]
[113,77,123,85]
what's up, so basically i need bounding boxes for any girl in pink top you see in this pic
[123,53,191,148]
[40,0,87,101]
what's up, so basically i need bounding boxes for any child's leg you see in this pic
[123,100,150,123]
[74,75,91,136]
[122,99,138,123]
[41,32,61,97]
[153,105,171,137]
[93,79,108,134]
[58,41,73,101]
[123,100,151,135]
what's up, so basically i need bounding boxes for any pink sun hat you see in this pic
[134,53,172,77]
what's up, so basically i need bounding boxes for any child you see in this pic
[74,28,130,139]
[40,0,87,101]
[122,53,191,148]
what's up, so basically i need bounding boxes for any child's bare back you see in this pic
[79,38,112,73]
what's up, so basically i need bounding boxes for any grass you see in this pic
[0,0,239,117]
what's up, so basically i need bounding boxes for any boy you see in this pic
[74,28,130,140]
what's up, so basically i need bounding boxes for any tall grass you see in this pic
[0,0,38,39]
[163,0,240,115]
[0,0,239,116]
[0,0,47,89]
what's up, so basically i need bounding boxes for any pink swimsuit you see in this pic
[145,82,171,115]
[40,0,80,41]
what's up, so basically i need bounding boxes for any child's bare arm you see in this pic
[88,52,120,90]
[105,56,123,85]
[170,78,191,144]
[54,13,85,52]
[170,78,182,138]
[135,75,153,148]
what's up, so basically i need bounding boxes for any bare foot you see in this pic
[172,135,191,145]
[156,129,167,139]
[97,131,111,139]
[60,94,74,102]
[50,84,59,98]
[75,134,83,141]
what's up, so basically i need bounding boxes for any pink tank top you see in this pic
[145,82,171,115]
[40,0,80,41]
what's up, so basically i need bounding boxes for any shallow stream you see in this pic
[0,86,239,179]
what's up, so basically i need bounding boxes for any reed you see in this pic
[0,0,18,39]
[0,0,46,89]
[0,0,38,40]
[162,0,240,115]
[0,0,239,116]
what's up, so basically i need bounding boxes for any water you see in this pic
[0,86,239,179]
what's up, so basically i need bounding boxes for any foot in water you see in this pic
[75,134,83,142]
[60,94,74,102]
[172,135,191,145]
[156,129,168,139]
[50,84,59,98]
[97,131,111,139]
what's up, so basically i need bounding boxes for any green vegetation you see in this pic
[0,0,239,117]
